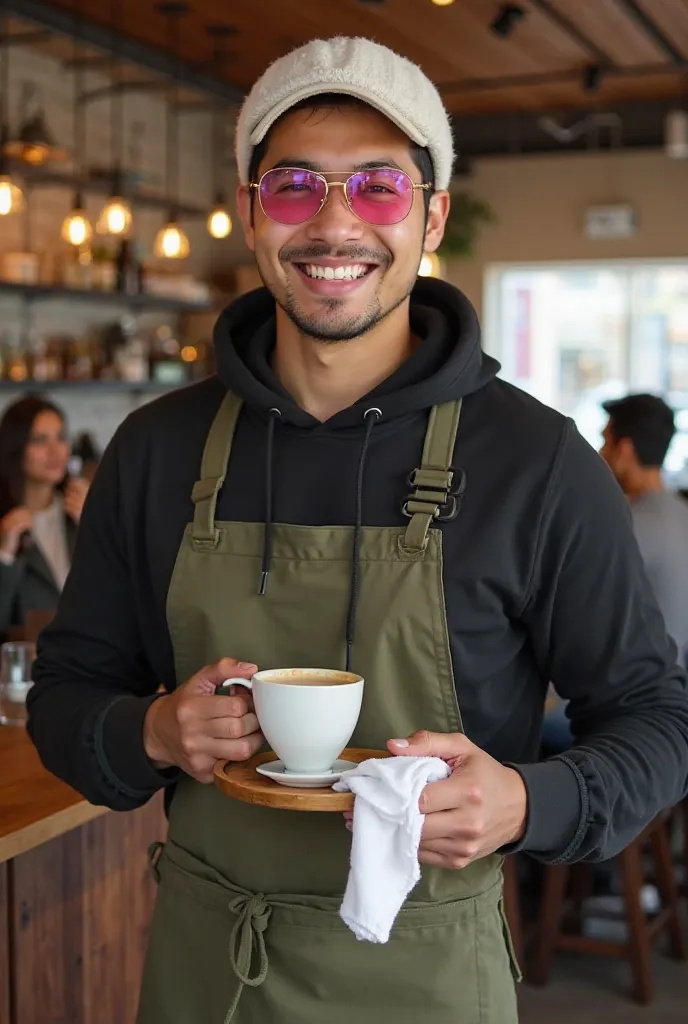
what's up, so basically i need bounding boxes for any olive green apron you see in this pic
[136,391,520,1024]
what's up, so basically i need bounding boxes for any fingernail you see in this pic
[391,738,409,748]
[345,822,353,831]
[238,662,256,670]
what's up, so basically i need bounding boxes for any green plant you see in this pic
[438,191,495,259]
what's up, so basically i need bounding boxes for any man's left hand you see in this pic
[344,732,528,870]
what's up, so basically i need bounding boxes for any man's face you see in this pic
[600,420,634,481]
[237,105,449,342]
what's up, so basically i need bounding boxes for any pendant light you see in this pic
[0,1,25,215]
[3,83,68,166]
[61,0,92,246]
[154,2,189,260]
[97,0,132,235]
[205,24,233,240]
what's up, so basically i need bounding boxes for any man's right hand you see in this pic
[143,658,263,783]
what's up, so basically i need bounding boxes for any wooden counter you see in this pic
[0,727,166,1024]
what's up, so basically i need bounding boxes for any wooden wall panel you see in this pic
[0,863,10,1024]
[10,796,165,1024]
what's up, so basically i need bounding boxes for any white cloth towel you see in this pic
[332,755,450,943]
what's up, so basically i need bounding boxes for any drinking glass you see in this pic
[0,642,36,726]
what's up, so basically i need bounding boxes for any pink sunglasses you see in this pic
[250,166,432,226]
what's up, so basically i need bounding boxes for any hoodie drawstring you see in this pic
[259,408,282,596]
[257,405,382,675]
[345,408,382,672]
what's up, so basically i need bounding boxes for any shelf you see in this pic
[11,161,208,221]
[0,280,214,313]
[0,380,183,393]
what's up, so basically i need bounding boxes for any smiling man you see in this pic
[28,37,688,1024]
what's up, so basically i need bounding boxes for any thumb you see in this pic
[188,658,257,696]
[387,730,473,761]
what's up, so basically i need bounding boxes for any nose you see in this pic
[304,182,364,246]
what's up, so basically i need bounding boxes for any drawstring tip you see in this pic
[259,571,269,596]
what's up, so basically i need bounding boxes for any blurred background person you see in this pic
[600,393,688,668]
[0,395,90,635]
[543,392,688,756]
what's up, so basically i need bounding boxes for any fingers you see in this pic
[201,731,265,765]
[187,658,257,696]
[387,730,473,761]
[182,730,265,783]
[418,844,474,871]
[206,712,260,740]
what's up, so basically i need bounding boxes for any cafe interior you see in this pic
[0,0,687,1021]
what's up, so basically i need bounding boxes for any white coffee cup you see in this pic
[222,668,364,774]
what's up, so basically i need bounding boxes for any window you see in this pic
[484,261,688,484]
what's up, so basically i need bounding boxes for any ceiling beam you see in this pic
[441,59,681,95]
[614,0,688,65]
[3,0,246,104]
[528,0,615,67]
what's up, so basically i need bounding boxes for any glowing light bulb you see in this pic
[61,207,92,246]
[0,175,25,215]
[154,220,190,259]
[431,0,455,6]
[418,252,441,278]
[97,196,132,236]
[207,204,232,239]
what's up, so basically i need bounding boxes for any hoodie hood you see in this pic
[213,277,499,429]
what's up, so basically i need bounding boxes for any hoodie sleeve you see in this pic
[510,420,688,863]
[27,424,178,811]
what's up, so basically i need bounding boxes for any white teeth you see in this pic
[302,264,369,280]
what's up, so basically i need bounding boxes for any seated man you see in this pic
[600,393,688,667]
[542,392,688,755]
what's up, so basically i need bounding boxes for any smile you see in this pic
[299,263,373,281]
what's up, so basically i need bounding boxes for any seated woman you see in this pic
[0,395,89,634]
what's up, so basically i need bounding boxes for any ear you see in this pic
[423,190,450,254]
[236,184,255,252]
[617,437,637,468]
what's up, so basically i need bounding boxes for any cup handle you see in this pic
[215,676,253,696]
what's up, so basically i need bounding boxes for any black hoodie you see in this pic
[28,279,688,863]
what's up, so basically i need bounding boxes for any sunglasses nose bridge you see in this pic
[315,178,358,221]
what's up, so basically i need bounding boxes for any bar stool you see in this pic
[528,811,687,1004]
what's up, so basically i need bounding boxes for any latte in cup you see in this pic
[222,668,364,774]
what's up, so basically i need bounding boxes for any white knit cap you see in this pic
[235,36,454,190]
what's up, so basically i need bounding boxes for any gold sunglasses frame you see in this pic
[249,167,432,225]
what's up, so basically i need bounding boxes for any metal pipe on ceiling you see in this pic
[614,0,687,65]
[3,0,245,103]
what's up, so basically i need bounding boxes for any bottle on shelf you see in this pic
[115,239,142,296]
[91,245,117,292]
[3,329,30,382]
[114,316,149,382]
[148,324,189,385]
[28,331,63,382]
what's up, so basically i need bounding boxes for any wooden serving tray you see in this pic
[214,748,389,812]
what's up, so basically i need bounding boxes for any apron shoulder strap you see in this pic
[402,399,465,553]
[191,390,243,547]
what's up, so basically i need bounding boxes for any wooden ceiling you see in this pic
[16,0,688,117]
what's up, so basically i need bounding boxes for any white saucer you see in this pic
[256,758,358,788]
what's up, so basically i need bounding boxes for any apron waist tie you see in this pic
[224,893,272,1024]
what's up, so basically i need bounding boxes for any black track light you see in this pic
[490,4,526,38]
[583,65,602,93]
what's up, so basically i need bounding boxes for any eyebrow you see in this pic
[266,158,408,173]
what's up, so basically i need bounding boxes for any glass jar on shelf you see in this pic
[4,329,30,382]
